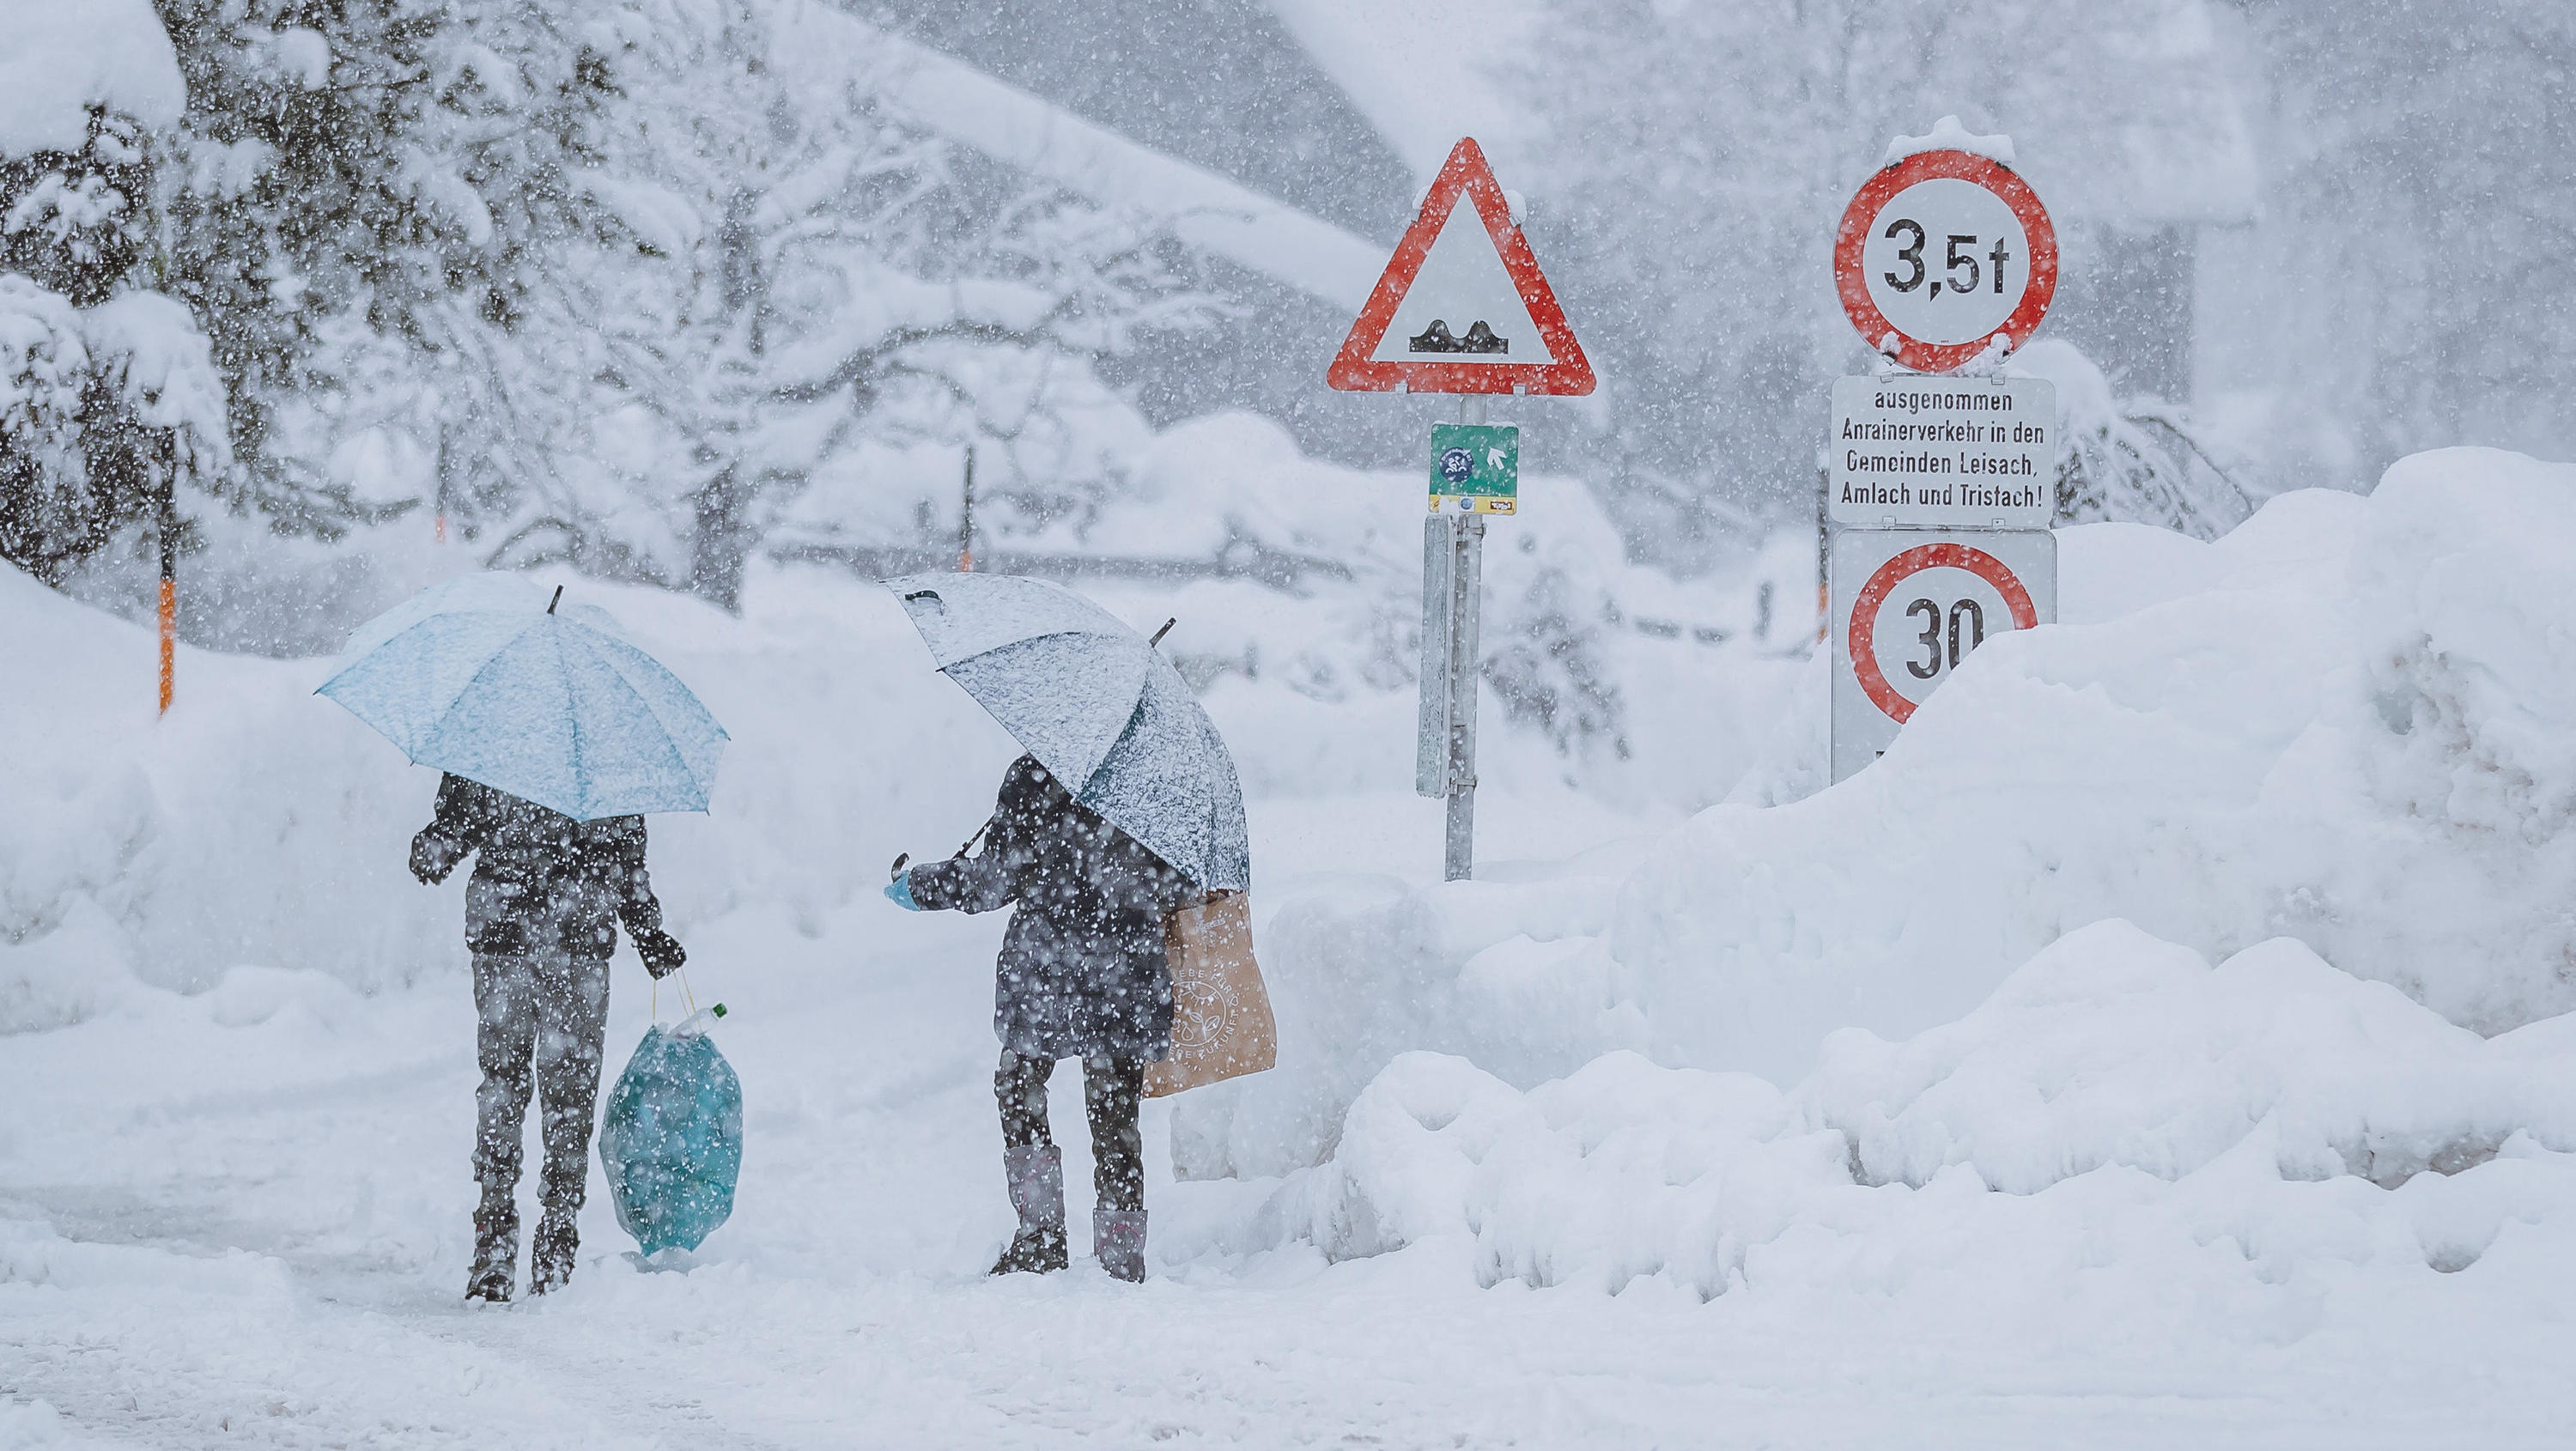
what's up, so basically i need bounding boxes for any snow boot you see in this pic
[990,1144,1069,1275]
[467,1200,518,1303]
[528,1211,579,1296]
[1094,1208,1146,1284]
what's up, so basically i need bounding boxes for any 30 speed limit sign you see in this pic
[1834,146,2057,373]
[1830,529,2057,780]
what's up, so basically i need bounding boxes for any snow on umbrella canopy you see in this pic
[317,573,728,821]
[885,572,1250,893]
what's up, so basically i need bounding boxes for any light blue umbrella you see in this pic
[318,574,727,820]
[886,572,1249,891]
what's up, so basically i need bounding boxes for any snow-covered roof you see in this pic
[1262,0,1545,184]
[1269,0,2255,229]
[0,0,185,158]
[763,5,1384,311]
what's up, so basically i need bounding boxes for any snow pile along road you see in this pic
[1176,446,2576,1180]
[1222,921,2576,1308]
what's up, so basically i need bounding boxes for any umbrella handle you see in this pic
[890,817,993,885]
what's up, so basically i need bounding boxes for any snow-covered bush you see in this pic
[2014,338,2251,539]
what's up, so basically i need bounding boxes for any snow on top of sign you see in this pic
[1883,115,2016,168]
[0,0,185,159]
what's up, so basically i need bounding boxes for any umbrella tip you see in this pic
[547,586,563,615]
[1149,617,1176,647]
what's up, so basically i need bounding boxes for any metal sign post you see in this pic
[1330,137,1592,881]
[959,445,976,572]
[1425,398,1494,879]
[1416,515,1453,797]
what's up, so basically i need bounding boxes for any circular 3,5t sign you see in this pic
[1835,149,2057,373]
[1848,542,2039,724]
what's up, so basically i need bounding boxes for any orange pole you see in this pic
[156,448,178,716]
[434,511,447,543]
[157,578,175,715]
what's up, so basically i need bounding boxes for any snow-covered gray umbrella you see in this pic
[886,573,1249,892]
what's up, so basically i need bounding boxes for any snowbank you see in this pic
[0,508,1792,1029]
[0,561,1020,1026]
[1220,920,2576,1301]
[1174,447,2576,1176]
[0,0,185,158]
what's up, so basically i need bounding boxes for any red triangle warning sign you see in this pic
[1327,138,1595,397]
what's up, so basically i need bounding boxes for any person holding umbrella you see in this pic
[410,774,685,1300]
[318,575,727,1302]
[883,574,1249,1283]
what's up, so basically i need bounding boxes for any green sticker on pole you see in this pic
[1429,423,1518,514]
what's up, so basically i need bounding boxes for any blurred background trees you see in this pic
[4,0,2569,641]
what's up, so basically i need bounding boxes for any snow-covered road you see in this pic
[7,817,2566,1450]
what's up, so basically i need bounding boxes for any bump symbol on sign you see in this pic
[1411,319,1508,355]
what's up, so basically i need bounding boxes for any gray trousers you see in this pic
[472,950,611,1223]
[995,1049,1145,1212]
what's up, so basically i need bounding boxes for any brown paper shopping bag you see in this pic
[1144,891,1278,1097]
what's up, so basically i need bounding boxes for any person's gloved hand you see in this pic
[635,927,686,979]
[407,829,454,885]
[884,871,921,911]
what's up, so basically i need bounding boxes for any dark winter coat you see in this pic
[411,774,667,962]
[909,756,1203,1060]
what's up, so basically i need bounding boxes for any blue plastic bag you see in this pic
[598,1011,743,1255]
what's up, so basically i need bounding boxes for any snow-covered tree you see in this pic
[155,0,608,540]
[497,0,1216,606]
[0,111,154,307]
[1,3,228,584]
[150,0,1212,607]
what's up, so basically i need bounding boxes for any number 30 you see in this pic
[1904,598,1990,679]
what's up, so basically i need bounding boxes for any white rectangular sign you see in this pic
[1828,375,2057,530]
[1829,527,2057,783]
